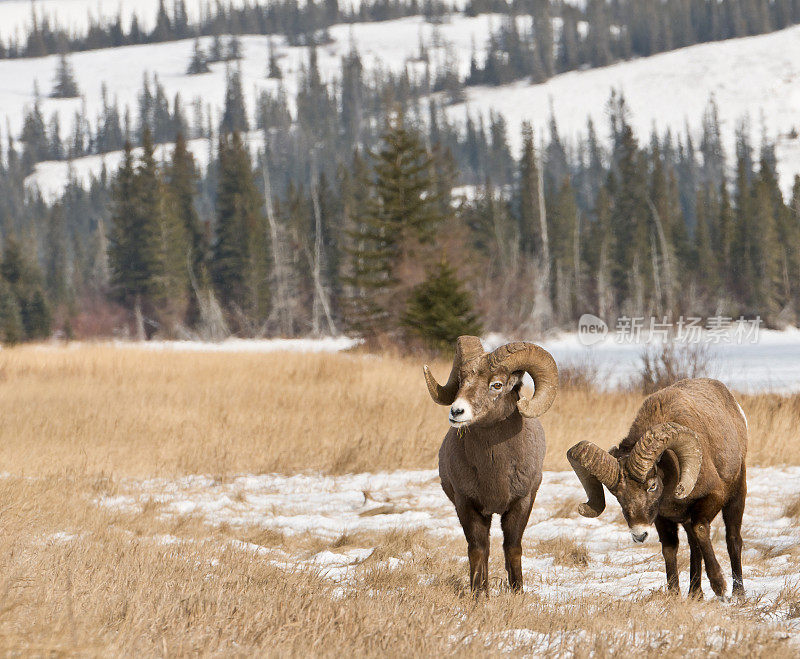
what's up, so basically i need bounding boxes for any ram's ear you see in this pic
[509,371,524,391]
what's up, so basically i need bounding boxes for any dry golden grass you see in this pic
[0,344,798,655]
[0,344,796,478]
[0,471,796,656]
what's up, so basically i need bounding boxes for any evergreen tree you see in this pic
[343,116,451,335]
[21,288,52,339]
[51,52,80,98]
[373,113,449,244]
[342,150,388,334]
[21,95,48,168]
[152,0,173,42]
[607,103,649,309]
[220,67,249,134]
[107,133,164,336]
[518,122,549,259]
[166,133,206,284]
[402,260,482,353]
[187,37,210,74]
[0,236,52,341]
[267,38,282,79]
[212,131,270,327]
[0,280,22,344]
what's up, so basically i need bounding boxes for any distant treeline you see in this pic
[6,0,800,93]
[3,42,800,345]
[0,0,454,59]
[468,0,800,85]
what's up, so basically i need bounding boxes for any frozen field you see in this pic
[536,328,800,394]
[93,465,800,648]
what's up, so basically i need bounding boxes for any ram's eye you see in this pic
[647,481,658,493]
[490,382,503,391]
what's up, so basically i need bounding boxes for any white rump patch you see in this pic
[735,400,748,429]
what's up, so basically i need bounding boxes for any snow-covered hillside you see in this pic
[450,23,800,197]
[6,8,800,198]
[0,0,259,42]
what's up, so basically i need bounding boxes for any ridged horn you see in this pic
[627,422,702,499]
[487,342,558,418]
[423,336,484,406]
[567,441,621,517]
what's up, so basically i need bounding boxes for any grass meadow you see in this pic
[0,345,798,655]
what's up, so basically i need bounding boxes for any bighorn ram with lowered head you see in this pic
[567,378,748,599]
[424,336,558,593]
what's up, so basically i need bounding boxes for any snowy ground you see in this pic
[96,466,800,624]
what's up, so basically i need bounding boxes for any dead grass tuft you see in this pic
[782,495,800,520]
[535,536,590,567]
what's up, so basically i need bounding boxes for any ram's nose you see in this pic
[630,526,649,543]
[448,398,473,426]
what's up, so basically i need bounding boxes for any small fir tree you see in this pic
[402,260,482,353]
[51,52,80,98]
[267,39,282,79]
[187,37,210,75]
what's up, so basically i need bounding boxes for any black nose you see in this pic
[451,407,464,418]
[632,531,648,543]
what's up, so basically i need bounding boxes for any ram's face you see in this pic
[611,466,664,543]
[448,360,523,428]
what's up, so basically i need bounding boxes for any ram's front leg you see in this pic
[455,496,491,594]
[655,516,680,594]
[501,495,534,592]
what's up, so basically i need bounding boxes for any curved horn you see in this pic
[487,342,558,418]
[627,422,702,499]
[423,336,484,406]
[567,441,621,517]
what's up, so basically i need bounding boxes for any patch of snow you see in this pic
[97,465,800,606]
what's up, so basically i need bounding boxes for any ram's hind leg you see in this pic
[501,495,534,593]
[455,496,491,594]
[691,513,727,598]
[723,467,746,598]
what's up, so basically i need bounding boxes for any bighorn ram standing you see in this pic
[424,336,558,593]
[567,378,748,599]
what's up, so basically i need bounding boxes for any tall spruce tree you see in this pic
[220,67,249,134]
[212,131,270,328]
[107,132,164,337]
